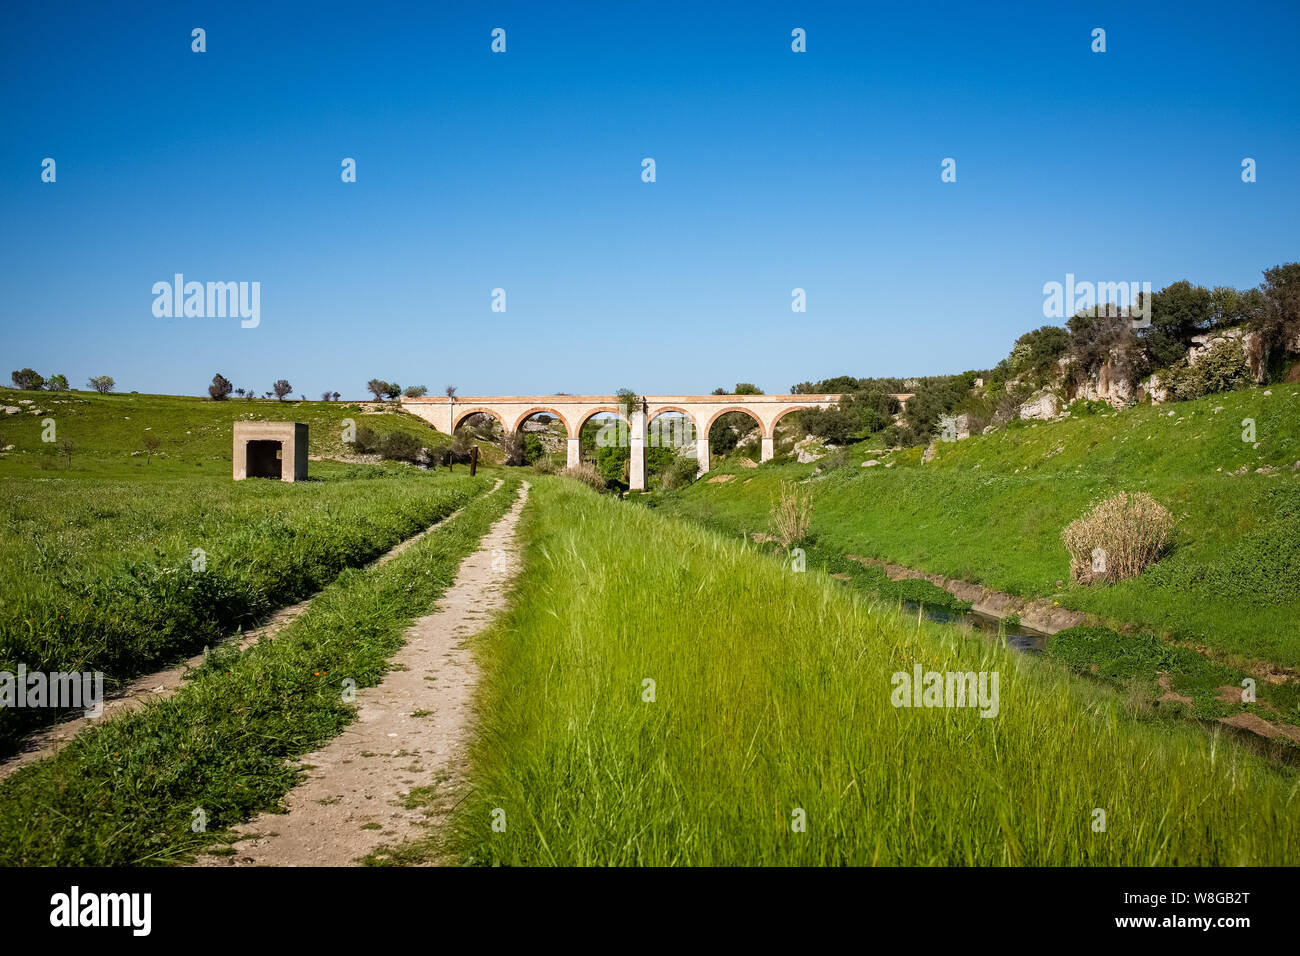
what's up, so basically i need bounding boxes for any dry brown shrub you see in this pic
[769,480,813,548]
[561,461,607,492]
[1061,491,1174,584]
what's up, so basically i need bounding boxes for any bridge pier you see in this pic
[760,437,774,462]
[566,438,581,469]
[629,408,646,491]
[696,437,710,475]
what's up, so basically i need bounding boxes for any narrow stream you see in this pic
[907,601,1049,653]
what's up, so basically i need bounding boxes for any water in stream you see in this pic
[908,601,1049,653]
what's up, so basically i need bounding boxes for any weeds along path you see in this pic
[196,481,529,867]
[0,480,503,785]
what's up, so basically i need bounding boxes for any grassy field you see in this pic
[650,384,1300,670]
[0,386,456,474]
[0,389,493,748]
[0,477,522,866]
[437,478,1300,866]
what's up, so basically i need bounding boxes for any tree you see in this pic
[208,373,234,401]
[449,431,472,471]
[1142,281,1213,368]
[383,382,401,401]
[1007,325,1069,380]
[46,374,69,391]
[404,384,428,398]
[615,387,640,415]
[445,385,457,397]
[711,387,728,395]
[366,379,389,401]
[11,369,44,390]
[235,388,246,398]
[331,391,341,402]
[733,383,764,395]
[87,375,115,394]
[272,379,293,401]
[143,433,162,463]
[321,390,333,401]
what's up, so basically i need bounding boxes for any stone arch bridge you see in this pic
[402,394,845,490]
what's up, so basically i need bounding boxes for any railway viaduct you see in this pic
[402,393,858,490]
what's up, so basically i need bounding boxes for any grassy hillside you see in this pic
[0,387,459,476]
[440,478,1300,866]
[651,384,1300,669]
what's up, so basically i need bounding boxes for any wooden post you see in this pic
[470,445,478,476]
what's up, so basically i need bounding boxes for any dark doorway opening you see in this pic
[246,440,283,479]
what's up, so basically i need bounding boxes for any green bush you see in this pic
[378,430,424,463]
[658,454,699,490]
[1161,339,1252,401]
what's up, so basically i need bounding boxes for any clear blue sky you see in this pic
[2,0,1296,398]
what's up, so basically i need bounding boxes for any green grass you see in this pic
[0,386,453,474]
[651,384,1300,669]
[0,477,521,866]
[0,389,496,748]
[432,478,1300,865]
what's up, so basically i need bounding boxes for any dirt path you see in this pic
[0,480,502,784]
[197,481,529,867]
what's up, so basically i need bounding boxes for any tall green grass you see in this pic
[0,464,493,748]
[450,478,1300,865]
[0,478,522,866]
[653,384,1300,668]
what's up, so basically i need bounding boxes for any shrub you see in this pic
[1061,492,1175,585]
[1065,398,1110,417]
[658,454,699,490]
[87,375,115,394]
[818,447,853,472]
[352,426,380,454]
[769,481,812,548]
[561,461,606,492]
[377,431,423,463]
[1161,339,1252,401]
[532,455,558,475]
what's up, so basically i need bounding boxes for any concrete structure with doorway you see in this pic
[233,421,308,481]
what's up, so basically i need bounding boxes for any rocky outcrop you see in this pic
[794,435,827,464]
[1018,389,1061,421]
[1069,355,1138,408]
[1140,374,1169,404]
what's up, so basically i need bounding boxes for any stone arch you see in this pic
[767,404,820,439]
[452,406,508,434]
[647,405,698,427]
[575,405,630,433]
[647,405,699,448]
[703,405,765,440]
[510,406,575,438]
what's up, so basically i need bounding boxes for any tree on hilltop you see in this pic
[209,373,234,401]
